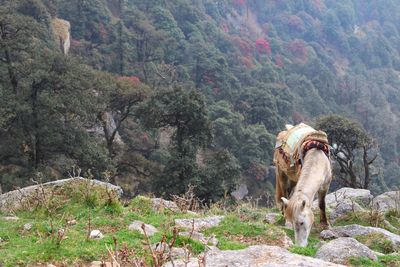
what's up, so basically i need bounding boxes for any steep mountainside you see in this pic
[1,0,400,199]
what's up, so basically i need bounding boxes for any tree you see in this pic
[99,75,149,157]
[138,86,211,196]
[316,115,378,189]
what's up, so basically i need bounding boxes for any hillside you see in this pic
[1,0,400,201]
[0,179,399,266]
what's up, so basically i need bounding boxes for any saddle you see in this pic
[273,123,329,182]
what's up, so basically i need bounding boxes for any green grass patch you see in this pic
[355,233,395,254]
[204,215,287,250]
[284,227,320,257]
[348,257,385,267]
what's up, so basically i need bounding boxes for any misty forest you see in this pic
[2,0,400,199]
[1,0,400,266]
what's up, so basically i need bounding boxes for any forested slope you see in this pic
[1,0,400,200]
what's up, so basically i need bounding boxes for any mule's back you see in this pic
[274,123,328,181]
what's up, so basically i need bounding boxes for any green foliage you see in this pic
[2,0,400,200]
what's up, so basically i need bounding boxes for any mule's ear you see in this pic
[301,200,306,210]
[281,197,289,208]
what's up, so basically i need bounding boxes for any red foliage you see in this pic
[313,0,324,11]
[233,0,246,7]
[141,133,149,143]
[287,15,305,32]
[241,56,254,69]
[213,87,220,94]
[287,39,308,63]
[221,22,229,33]
[246,162,267,181]
[255,37,271,55]
[274,54,284,68]
[232,36,253,56]
[97,23,109,42]
[203,74,215,85]
[118,76,140,85]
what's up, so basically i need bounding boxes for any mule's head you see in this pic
[281,196,314,247]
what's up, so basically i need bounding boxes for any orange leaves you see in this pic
[287,39,308,63]
[118,76,141,85]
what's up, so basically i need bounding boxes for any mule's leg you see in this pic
[318,189,329,228]
[275,167,285,210]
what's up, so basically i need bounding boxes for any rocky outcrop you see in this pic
[328,201,364,223]
[51,18,71,54]
[175,216,225,231]
[320,224,400,248]
[128,221,159,236]
[151,198,180,212]
[0,177,123,213]
[313,187,373,210]
[372,191,400,212]
[316,237,377,264]
[231,183,249,201]
[164,245,345,267]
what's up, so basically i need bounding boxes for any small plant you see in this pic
[171,184,203,212]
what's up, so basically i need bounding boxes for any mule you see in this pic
[274,124,332,247]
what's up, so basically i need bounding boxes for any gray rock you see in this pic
[151,198,179,212]
[3,216,19,221]
[152,242,188,259]
[265,212,281,224]
[89,230,104,239]
[231,184,249,201]
[313,187,373,210]
[179,232,218,246]
[128,220,159,236]
[175,216,224,231]
[372,191,400,212]
[320,224,400,248]
[23,223,32,231]
[329,200,364,223]
[164,245,345,267]
[0,177,123,213]
[316,237,377,264]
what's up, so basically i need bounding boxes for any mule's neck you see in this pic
[292,148,331,200]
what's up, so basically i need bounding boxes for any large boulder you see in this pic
[328,200,365,223]
[320,224,400,249]
[372,191,400,212]
[313,187,373,210]
[316,237,377,264]
[151,198,180,212]
[164,245,345,267]
[0,177,123,213]
[175,216,224,231]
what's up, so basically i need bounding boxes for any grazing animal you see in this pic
[274,123,332,247]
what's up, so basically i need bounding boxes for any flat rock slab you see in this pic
[320,224,400,248]
[151,198,180,212]
[175,216,224,231]
[164,245,345,267]
[313,187,372,210]
[0,177,123,213]
[316,237,377,264]
[128,220,159,236]
[373,191,400,212]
